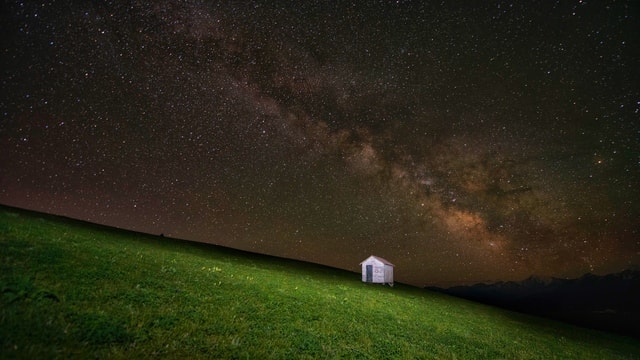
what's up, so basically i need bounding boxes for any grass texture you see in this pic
[1,206,638,359]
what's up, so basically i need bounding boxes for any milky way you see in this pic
[1,1,638,285]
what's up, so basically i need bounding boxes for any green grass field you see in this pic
[1,206,638,359]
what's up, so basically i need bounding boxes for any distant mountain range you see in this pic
[426,270,640,338]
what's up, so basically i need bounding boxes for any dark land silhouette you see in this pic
[427,270,640,339]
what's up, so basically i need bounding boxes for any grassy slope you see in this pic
[0,206,638,359]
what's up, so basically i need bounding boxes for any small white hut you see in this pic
[360,255,394,286]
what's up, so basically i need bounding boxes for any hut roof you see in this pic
[360,255,394,266]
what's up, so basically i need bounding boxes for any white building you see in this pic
[360,255,394,286]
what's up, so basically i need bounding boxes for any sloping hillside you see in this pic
[1,206,638,359]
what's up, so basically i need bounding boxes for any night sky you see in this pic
[1,1,638,286]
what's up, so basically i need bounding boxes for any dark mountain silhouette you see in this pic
[426,270,640,338]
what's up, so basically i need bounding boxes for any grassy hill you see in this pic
[1,206,638,359]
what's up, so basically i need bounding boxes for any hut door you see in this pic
[366,265,373,282]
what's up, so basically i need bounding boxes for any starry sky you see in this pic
[1,1,638,286]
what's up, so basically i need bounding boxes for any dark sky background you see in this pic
[1,1,638,286]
